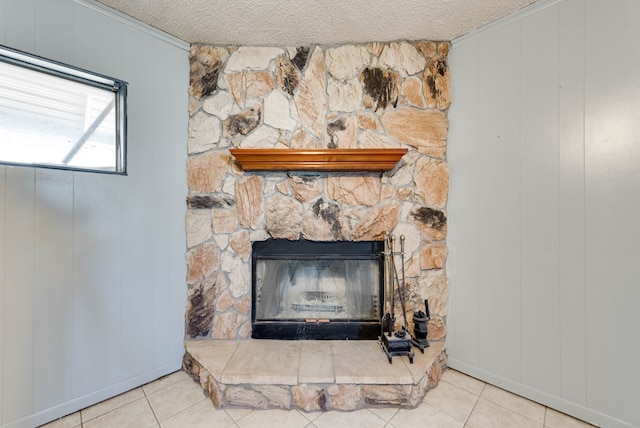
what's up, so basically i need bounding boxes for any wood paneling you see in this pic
[476,20,522,381]
[584,1,640,424]
[0,1,189,426]
[520,4,561,394]
[558,0,586,406]
[446,37,480,367]
[33,169,74,411]
[448,1,640,427]
[149,37,190,367]
[3,168,35,423]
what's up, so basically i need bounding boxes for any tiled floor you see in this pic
[40,369,597,428]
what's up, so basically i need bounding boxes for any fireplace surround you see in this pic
[251,239,384,340]
[183,39,451,411]
[184,39,450,348]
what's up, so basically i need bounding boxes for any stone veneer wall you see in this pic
[185,41,451,341]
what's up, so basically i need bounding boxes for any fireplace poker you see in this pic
[379,232,414,364]
[399,235,409,330]
[392,235,411,337]
[381,232,395,337]
[388,234,396,335]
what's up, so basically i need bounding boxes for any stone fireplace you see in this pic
[182,40,451,410]
[184,40,450,343]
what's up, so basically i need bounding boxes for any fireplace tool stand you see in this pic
[379,233,414,364]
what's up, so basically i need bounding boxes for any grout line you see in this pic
[142,387,161,427]
[464,382,485,425]
[477,384,550,426]
[543,406,549,427]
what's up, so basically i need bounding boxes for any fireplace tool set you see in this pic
[379,232,431,364]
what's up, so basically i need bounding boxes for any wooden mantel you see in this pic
[229,148,408,172]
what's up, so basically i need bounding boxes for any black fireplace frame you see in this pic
[251,239,385,340]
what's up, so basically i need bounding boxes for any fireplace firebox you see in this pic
[251,239,384,340]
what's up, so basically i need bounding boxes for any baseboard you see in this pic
[447,358,635,428]
[2,359,182,428]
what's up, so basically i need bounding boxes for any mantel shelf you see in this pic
[229,148,408,172]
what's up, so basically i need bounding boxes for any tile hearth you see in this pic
[183,339,446,412]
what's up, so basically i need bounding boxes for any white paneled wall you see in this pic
[447,1,640,427]
[0,1,189,427]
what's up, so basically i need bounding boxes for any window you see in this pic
[0,45,127,174]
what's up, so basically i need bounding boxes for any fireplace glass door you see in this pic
[252,239,384,340]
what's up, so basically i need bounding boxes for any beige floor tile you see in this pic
[368,406,399,422]
[441,369,485,395]
[545,408,597,428]
[38,411,81,428]
[389,402,464,428]
[225,408,253,422]
[160,399,234,428]
[147,377,206,422]
[467,398,542,428]
[83,398,157,428]
[390,402,464,428]
[423,379,479,422]
[481,384,545,423]
[313,409,387,428]
[299,410,323,422]
[236,408,311,428]
[142,370,191,396]
[81,388,145,422]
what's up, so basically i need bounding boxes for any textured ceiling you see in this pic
[95,0,539,45]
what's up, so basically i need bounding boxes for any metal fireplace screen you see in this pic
[251,239,384,340]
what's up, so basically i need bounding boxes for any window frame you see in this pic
[0,45,128,175]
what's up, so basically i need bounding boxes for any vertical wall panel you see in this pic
[33,170,74,412]
[0,166,5,425]
[71,2,121,76]
[584,2,640,426]
[70,3,123,398]
[476,22,522,381]
[0,0,5,407]
[31,1,77,412]
[71,174,123,396]
[162,39,189,363]
[0,5,5,422]
[558,0,586,406]
[34,0,73,63]
[519,5,561,394]
[150,39,189,367]
[447,38,480,366]
[0,0,6,43]
[2,168,35,423]
[0,1,189,426]
[118,26,155,379]
[449,0,640,426]
[3,0,34,51]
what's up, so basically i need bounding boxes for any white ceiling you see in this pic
[95,0,540,46]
